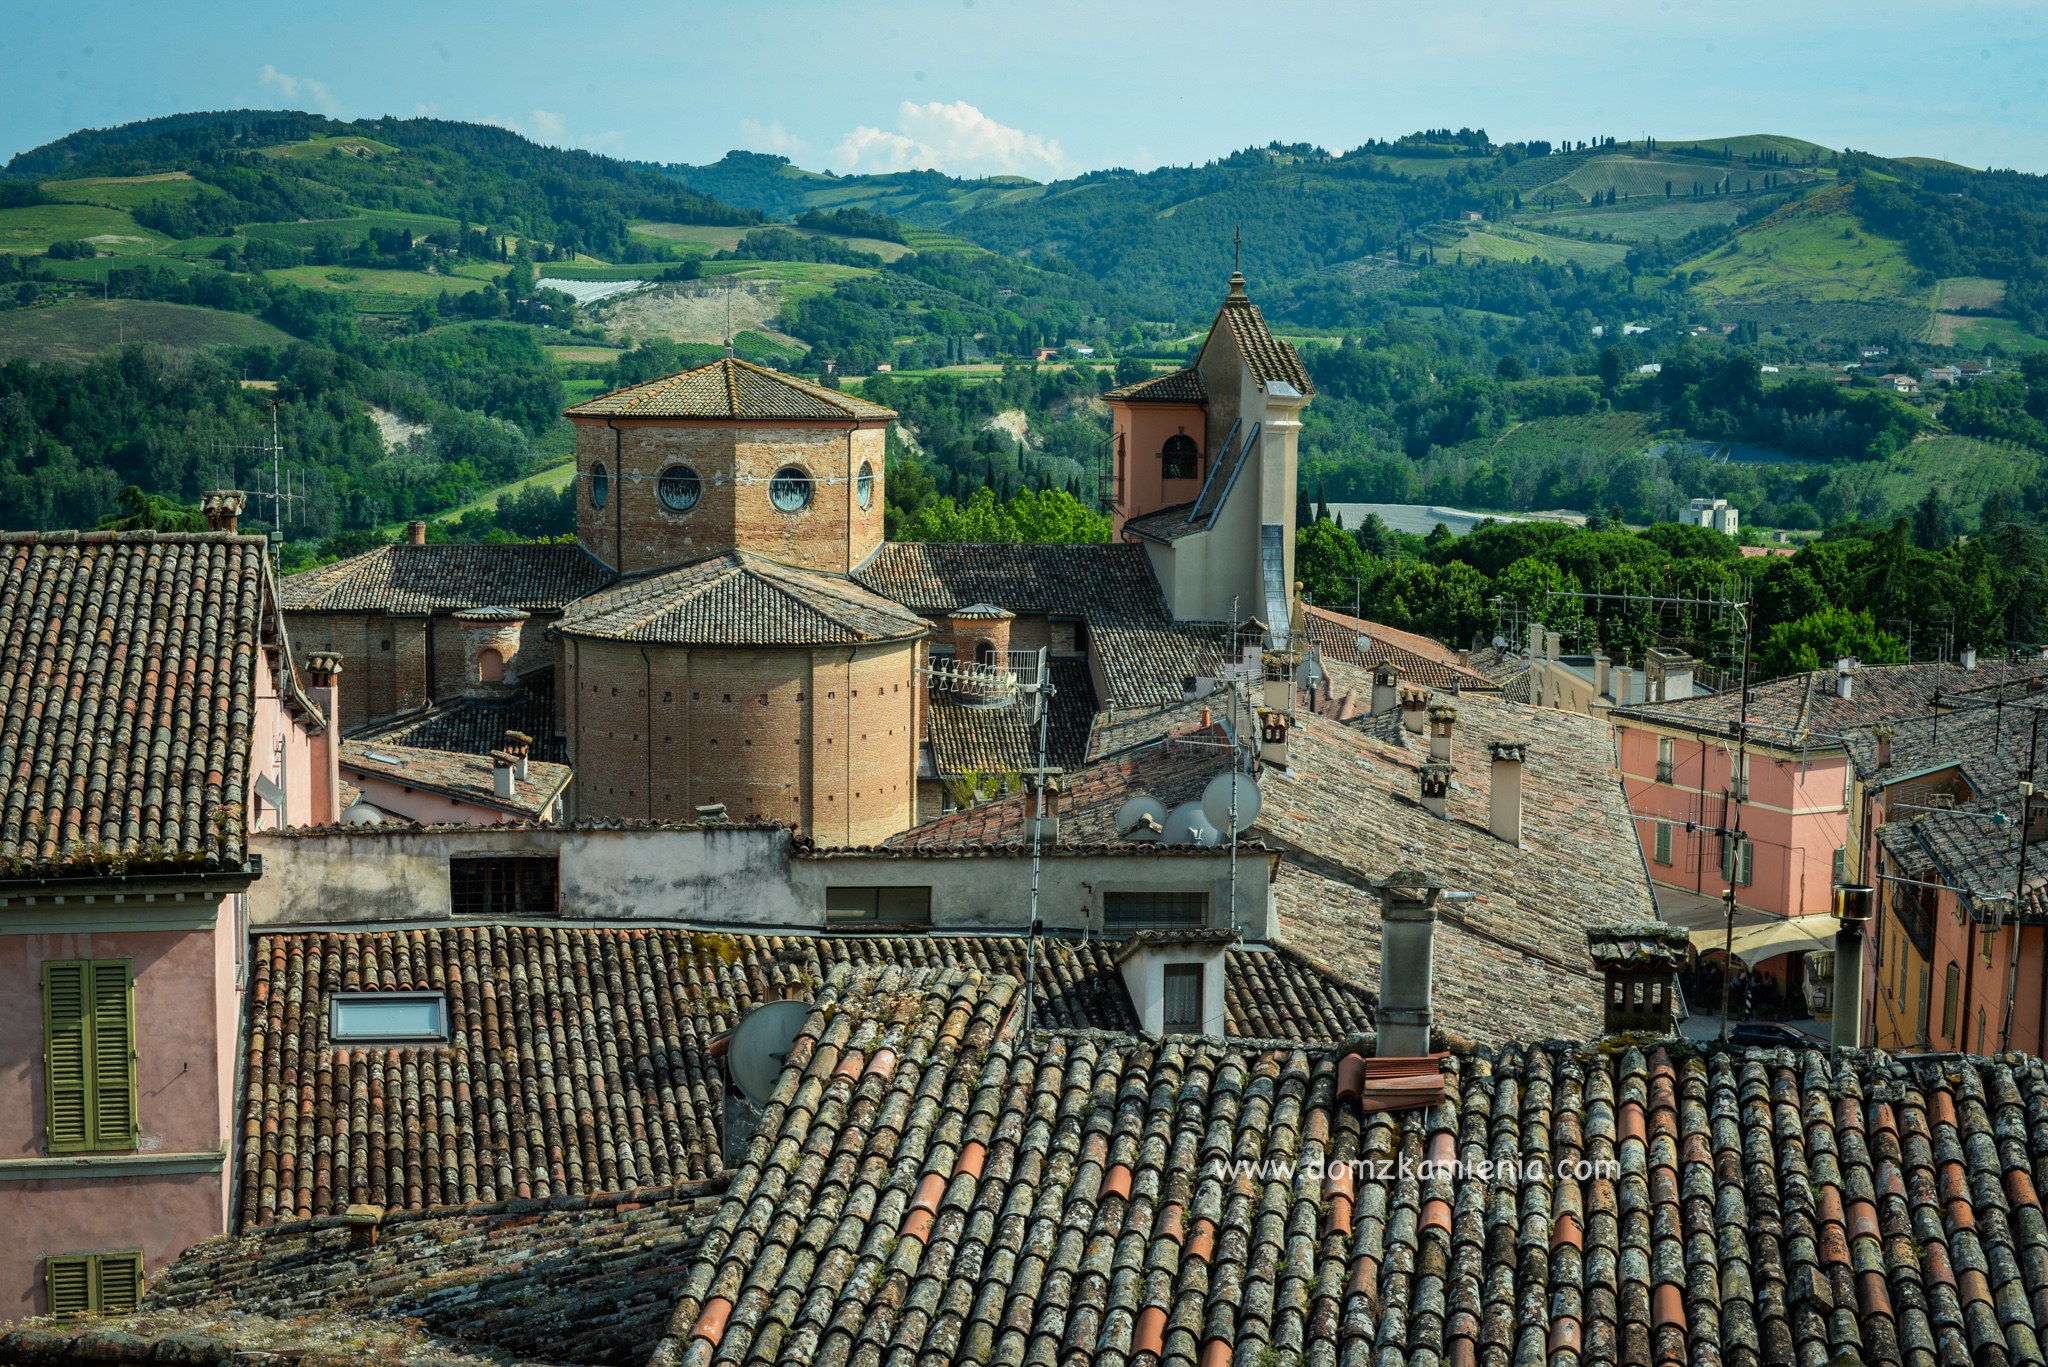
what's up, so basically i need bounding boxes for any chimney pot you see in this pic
[695,802,729,823]
[1419,760,1453,817]
[1961,647,1977,672]
[1486,740,1527,846]
[1872,723,1894,769]
[1544,630,1561,662]
[1371,662,1401,716]
[1398,686,1431,735]
[1374,873,1444,1057]
[490,749,517,801]
[1426,702,1458,761]
[405,520,428,546]
[202,489,247,534]
[1835,658,1856,700]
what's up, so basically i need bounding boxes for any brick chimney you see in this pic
[1371,662,1401,715]
[1398,685,1430,736]
[1872,723,1894,770]
[947,604,1014,702]
[455,607,529,700]
[503,729,533,782]
[490,749,517,801]
[1486,740,1526,846]
[304,651,343,825]
[1585,923,1689,1036]
[1419,760,1453,818]
[1426,703,1457,761]
[1374,873,1444,1057]
[202,489,246,534]
[405,520,428,546]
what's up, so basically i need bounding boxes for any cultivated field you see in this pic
[0,299,294,363]
[0,203,169,255]
[41,172,220,212]
[1679,187,1927,304]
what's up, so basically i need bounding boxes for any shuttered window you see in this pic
[1653,821,1673,865]
[43,961,137,1154]
[44,1251,143,1318]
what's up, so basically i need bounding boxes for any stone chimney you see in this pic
[1371,662,1401,716]
[1374,873,1444,1057]
[1835,658,1857,700]
[1585,923,1690,1036]
[696,802,728,823]
[405,520,428,546]
[1646,648,1694,703]
[1527,622,1543,658]
[454,607,528,700]
[1419,761,1453,817]
[490,749,517,802]
[1026,772,1062,845]
[503,729,533,782]
[1544,630,1561,663]
[1399,686,1430,735]
[201,489,246,534]
[1612,665,1632,708]
[947,604,1014,703]
[1872,723,1894,770]
[1961,647,1978,672]
[304,651,344,826]
[1594,654,1611,699]
[1486,740,1526,846]
[1426,702,1457,761]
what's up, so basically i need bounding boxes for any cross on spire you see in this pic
[1233,225,1242,272]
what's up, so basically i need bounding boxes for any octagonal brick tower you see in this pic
[564,357,895,577]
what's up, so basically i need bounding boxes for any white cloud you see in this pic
[739,119,810,158]
[832,101,1067,179]
[259,64,337,114]
[527,109,566,144]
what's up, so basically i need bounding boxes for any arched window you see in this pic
[1161,434,1199,480]
[975,640,999,668]
[589,462,610,509]
[477,648,505,683]
[857,460,875,511]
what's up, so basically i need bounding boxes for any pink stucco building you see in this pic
[0,521,333,1320]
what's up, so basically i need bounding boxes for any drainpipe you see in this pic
[641,645,655,820]
[606,418,624,574]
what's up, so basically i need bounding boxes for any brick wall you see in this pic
[566,637,918,842]
[571,419,887,575]
[284,611,429,729]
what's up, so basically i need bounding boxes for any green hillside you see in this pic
[0,298,294,363]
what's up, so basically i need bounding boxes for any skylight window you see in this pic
[330,992,449,1044]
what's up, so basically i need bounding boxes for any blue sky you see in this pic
[6,1,2048,176]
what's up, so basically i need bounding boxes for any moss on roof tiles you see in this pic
[280,542,613,615]
[565,356,894,421]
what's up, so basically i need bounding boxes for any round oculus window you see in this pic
[857,460,875,511]
[589,462,610,509]
[658,464,702,512]
[768,465,813,512]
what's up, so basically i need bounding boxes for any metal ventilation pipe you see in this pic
[1831,884,1875,1050]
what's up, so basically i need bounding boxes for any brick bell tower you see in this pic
[563,357,897,577]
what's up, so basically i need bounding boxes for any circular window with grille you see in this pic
[589,462,610,509]
[769,465,813,512]
[658,465,702,513]
[857,460,875,511]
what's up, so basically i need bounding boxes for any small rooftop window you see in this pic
[330,992,448,1044]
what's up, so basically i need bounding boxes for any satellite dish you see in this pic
[1201,772,1263,833]
[727,999,811,1106]
[1114,795,1168,841]
[1355,634,1372,656]
[1164,801,1223,847]
[1491,635,1508,650]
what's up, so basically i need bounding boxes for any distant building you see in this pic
[1883,374,1919,394]
[1923,365,1961,384]
[1461,209,1483,222]
[1635,362,1662,375]
[1685,495,1739,537]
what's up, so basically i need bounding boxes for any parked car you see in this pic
[1727,1021,1824,1050]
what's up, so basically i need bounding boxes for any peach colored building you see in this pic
[0,526,332,1320]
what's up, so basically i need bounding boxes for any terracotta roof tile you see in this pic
[565,357,894,421]
[0,531,273,875]
[1104,367,1207,403]
[353,667,568,764]
[1614,658,2048,742]
[926,656,1096,777]
[1205,272,1314,395]
[856,541,1167,621]
[338,740,570,818]
[281,542,613,615]
[1303,603,1502,692]
[554,550,928,647]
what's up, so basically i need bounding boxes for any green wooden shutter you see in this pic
[43,962,90,1154]
[96,1252,143,1314]
[45,1256,92,1318]
[88,963,137,1150]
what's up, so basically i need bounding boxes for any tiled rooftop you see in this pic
[1613,659,2048,743]
[554,550,928,647]
[1303,603,1503,692]
[655,962,2048,1367]
[1092,619,1237,709]
[565,356,894,422]
[1104,367,1207,404]
[926,656,1096,778]
[353,666,569,764]
[338,739,571,818]
[1206,271,1315,396]
[1876,700,2048,921]
[237,923,1369,1230]
[0,531,279,876]
[1122,501,1209,544]
[856,541,1169,622]
[280,542,614,615]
